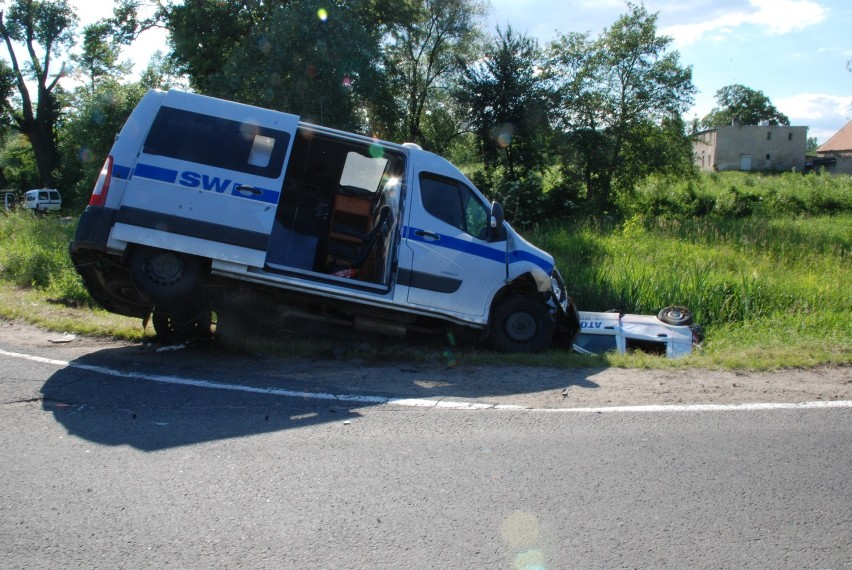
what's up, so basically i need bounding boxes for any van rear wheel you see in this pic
[489,294,554,353]
[129,246,206,305]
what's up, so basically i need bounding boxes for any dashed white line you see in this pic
[3,348,851,413]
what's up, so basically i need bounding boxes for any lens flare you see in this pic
[368,143,384,159]
[257,36,272,55]
[492,123,516,149]
[317,8,328,21]
[502,511,548,569]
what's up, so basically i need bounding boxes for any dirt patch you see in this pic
[1,319,849,409]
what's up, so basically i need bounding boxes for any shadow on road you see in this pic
[40,342,600,451]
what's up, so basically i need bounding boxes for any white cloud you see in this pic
[751,0,825,34]
[776,93,851,142]
[663,0,826,46]
[777,93,851,120]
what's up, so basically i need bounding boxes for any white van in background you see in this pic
[70,89,580,350]
[24,188,62,213]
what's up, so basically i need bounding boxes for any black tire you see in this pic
[657,305,694,326]
[489,294,554,353]
[129,246,206,306]
[152,309,212,344]
[71,256,152,318]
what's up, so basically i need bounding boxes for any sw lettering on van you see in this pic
[70,89,579,352]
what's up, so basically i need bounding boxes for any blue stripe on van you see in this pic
[509,249,553,273]
[128,162,278,205]
[133,163,178,183]
[113,164,131,180]
[405,226,506,265]
[405,226,553,273]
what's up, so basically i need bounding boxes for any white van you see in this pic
[70,90,579,351]
[25,188,62,213]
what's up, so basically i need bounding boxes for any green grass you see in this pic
[622,170,852,219]
[0,282,148,340]
[528,210,851,369]
[1,176,850,370]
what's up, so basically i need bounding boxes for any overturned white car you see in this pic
[572,306,703,358]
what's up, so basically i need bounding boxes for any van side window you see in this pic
[420,175,489,240]
[143,107,289,178]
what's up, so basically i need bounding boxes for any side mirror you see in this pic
[489,201,505,241]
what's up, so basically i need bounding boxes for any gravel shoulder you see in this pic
[1,319,850,409]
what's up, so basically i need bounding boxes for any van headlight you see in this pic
[550,270,568,312]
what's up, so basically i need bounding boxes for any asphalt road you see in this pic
[1,338,851,569]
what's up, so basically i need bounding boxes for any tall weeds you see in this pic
[532,173,851,365]
[535,214,850,328]
[0,211,88,303]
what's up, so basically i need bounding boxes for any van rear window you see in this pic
[143,107,289,178]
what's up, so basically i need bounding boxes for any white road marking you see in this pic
[3,348,851,413]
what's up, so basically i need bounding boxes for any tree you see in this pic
[71,20,131,95]
[806,136,819,154]
[458,26,549,178]
[0,0,78,188]
[383,0,485,146]
[60,79,145,209]
[545,3,695,208]
[137,50,188,91]
[455,26,553,225]
[204,2,384,132]
[0,131,40,190]
[701,84,789,127]
[152,0,408,132]
[160,0,259,93]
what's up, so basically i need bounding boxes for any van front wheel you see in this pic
[489,294,554,353]
[152,309,212,344]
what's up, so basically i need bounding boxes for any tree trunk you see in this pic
[21,120,58,188]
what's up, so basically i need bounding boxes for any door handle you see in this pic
[414,230,440,240]
[236,185,262,195]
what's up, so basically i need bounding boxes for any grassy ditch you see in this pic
[531,214,850,368]
[1,173,850,369]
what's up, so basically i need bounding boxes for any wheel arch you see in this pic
[489,273,545,321]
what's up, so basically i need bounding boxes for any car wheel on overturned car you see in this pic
[657,305,694,326]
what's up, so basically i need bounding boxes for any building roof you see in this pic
[817,121,852,153]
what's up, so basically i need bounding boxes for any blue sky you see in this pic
[490,0,852,143]
[69,0,850,144]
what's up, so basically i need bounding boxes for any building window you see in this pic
[788,132,793,141]
[766,154,771,160]
[766,132,772,140]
